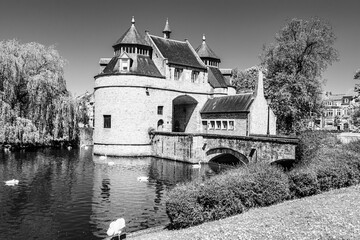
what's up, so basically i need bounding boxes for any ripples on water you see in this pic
[0,147,225,240]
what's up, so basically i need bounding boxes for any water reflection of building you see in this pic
[93,17,276,157]
[77,91,95,128]
[91,156,215,236]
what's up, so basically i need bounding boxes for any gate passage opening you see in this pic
[172,95,198,132]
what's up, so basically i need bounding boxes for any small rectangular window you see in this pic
[103,115,111,128]
[222,121,228,130]
[157,106,163,115]
[216,121,221,129]
[202,121,208,131]
[209,121,215,130]
[229,121,234,130]
[191,71,199,82]
[174,68,183,80]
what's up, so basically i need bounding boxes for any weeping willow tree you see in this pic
[0,39,84,146]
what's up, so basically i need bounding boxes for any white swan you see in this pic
[107,218,125,239]
[108,161,115,166]
[192,161,201,169]
[5,179,19,186]
[137,176,149,182]
[99,154,107,160]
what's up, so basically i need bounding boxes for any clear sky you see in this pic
[1,0,359,96]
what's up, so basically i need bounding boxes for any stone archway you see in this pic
[172,95,198,132]
[206,148,249,166]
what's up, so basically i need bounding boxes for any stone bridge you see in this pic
[151,132,299,165]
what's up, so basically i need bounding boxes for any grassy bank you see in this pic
[129,184,360,239]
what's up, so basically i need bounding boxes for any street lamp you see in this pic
[266,98,271,135]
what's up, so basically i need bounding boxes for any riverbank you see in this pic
[129,184,360,239]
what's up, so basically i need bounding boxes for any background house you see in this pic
[318,92,354,130]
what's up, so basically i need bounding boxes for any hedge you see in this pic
[165,131,360,230]
[166,163,289,229]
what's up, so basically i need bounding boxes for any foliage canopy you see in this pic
[232,18,339,134]
[0,39,89,145]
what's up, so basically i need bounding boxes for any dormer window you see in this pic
[121,59,129,71]
[119,52,131,72]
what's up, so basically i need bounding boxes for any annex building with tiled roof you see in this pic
[93,17,276,156]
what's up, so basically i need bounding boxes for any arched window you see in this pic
[157,119,164,131]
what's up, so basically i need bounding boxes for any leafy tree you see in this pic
[231,66,259,93]
[354,69,360,80]
[233,18,338,134]
[262,18,339,134]
[0,39,86,146]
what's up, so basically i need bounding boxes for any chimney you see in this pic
[255,70,264,98]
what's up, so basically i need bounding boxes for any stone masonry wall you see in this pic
[152,132,298,164]
[93,74,224,156]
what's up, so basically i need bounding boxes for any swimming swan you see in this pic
[192,161,202,169]
[107,218,125,239]
[5,179,19,186]
[137,176,149,182]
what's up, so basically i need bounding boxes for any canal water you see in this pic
[0,147,227,240]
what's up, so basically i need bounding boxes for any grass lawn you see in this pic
[129,185,360,240]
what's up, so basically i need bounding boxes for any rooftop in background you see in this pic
[195,34,220,60]
[208,67,230,88]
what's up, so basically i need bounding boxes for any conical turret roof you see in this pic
[195,34,219,60]
[163,18,171,33]
[113,16,148,47]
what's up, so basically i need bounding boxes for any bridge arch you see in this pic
[270,158,296,171]
[206,148,249,166]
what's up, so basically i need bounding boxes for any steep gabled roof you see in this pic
[208,67,229,88]
[113,19,148,47]
[195,35,220,60]
[200,94,254,114]
[150,35,206,69]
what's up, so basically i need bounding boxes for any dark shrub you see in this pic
[165,182,204,229]
[197,177,244,221]
[226,163,290,208]
[287,166,320,199]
